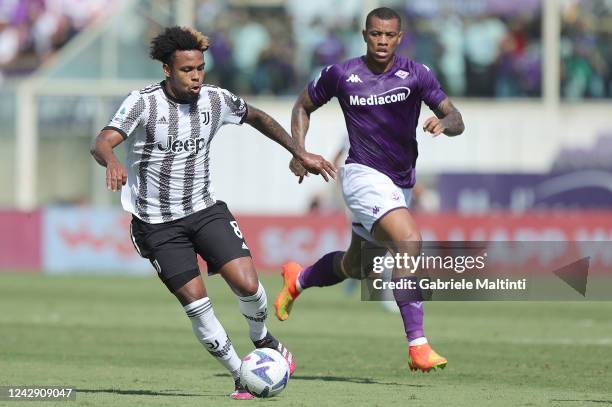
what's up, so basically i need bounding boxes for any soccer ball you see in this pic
[239,348,290,398]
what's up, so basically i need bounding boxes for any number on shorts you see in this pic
[230,221,243,239]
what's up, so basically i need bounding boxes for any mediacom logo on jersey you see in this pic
[349,87,411,106]
[158,136,207,154]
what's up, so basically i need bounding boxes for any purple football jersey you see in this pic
[308,55,447,188]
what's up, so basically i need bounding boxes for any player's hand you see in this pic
[423,116,446,137]
[106,160,128,192]
[289,157,309,183]
[294,152,337,183]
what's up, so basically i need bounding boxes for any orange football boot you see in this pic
[274,262,303,321]
[408,343,448,372]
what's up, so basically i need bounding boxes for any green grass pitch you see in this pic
[1,272,611,406]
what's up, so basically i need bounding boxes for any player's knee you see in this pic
[242,281,260,297]
[168,268,204,302]
[397,229,422,243]
[391,230,422,255]
[236,273,260,297]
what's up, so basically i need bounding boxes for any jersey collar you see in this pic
[360,54,399,76]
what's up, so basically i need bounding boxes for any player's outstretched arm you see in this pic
[244,103,336,182]
[90,129,128,192]
[422,97,465,137]
[291,88,319,150]
[289,88,321,183]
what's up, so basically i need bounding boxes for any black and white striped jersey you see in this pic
[105,81,248,224]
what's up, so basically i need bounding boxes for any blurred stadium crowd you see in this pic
[560,0,612,99]
[1,0,611,98]
[0,0,111,80]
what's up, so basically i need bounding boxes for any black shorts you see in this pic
[130,201,251,292]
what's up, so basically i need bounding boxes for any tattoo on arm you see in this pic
[434,98,465,136]
[245,104,304,157]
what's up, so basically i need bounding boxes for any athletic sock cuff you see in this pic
[238,282,264,303]
[184,297,212,318]
[409,337,428,346]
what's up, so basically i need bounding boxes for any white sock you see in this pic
[295,276,304,293]
[184,297,242,379]
[409,337,428,346]
[238,282,268,342]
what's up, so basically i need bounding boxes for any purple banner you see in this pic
[438,171,612,211]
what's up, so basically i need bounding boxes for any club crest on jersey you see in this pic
[346,74,363,83]
[200,109,210,125]
[349,87,411,106]
[158,135,207,155]
[395,69,409,79]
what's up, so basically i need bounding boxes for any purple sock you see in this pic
[298,251,344,290]
[397,300,425,341]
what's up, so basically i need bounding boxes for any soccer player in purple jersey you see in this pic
[274,7,464,372]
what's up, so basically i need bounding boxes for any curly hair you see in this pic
[149,26,210,65]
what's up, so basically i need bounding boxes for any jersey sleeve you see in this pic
[417,64,447,111]
[105,91,146,139]
[307,64,342,107]
[219,88,248,125]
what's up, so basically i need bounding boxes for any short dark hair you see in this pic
[149,26,209,65]
[365,7,401,29]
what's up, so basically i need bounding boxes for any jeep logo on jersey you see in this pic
[349,87,411,106]
[158,135,207,154]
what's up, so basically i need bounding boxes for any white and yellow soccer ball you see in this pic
[239,348,290,398]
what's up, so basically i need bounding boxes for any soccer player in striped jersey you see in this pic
[91,26,336,399]
[275,8,465,372]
